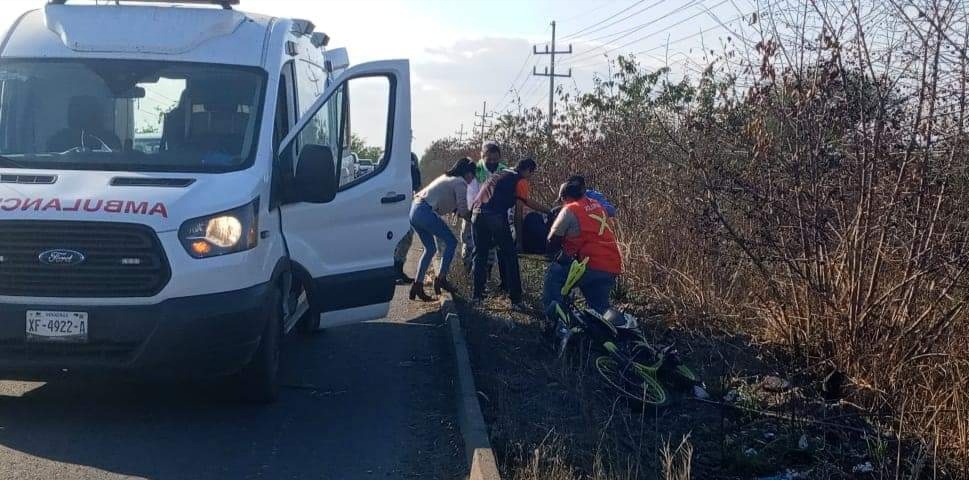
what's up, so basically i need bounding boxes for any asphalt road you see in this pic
[0,280,465,479]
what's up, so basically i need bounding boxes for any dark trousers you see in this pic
[472,213,522,303]
[543,261,616,316]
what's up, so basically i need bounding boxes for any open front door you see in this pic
[278,60,411,328]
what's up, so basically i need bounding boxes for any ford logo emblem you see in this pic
[38,249,86,266]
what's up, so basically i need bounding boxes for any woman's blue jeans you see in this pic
[409,200,458,285]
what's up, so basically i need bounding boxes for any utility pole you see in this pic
[454,123,467,142]
[473,101,493,140]
[533,20,572,136]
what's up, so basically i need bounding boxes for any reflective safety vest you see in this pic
[562,197,622,275]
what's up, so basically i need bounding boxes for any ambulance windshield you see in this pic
[0,59,266,173]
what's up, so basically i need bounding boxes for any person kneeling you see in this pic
[543,180,623,321]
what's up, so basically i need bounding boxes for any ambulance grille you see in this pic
[0,340,138,364]
[0,221,171,298]
[0,174,57,185]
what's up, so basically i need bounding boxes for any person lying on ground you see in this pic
[543,179,623,319]
[408,157,476,302]
[526,174,611,254]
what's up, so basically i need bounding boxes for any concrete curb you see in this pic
[440,292,501,480]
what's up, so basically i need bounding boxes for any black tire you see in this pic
[235,286,283,404]
[595,356,670,407]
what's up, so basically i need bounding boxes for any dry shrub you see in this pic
[426,0,969,475]
[660,435,694,480]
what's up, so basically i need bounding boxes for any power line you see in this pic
[496,58,539,113]
[492,24,552,113]
[701,2,755,46]
[147,90,178,104]
[559,1,616,24]
[531,89,550,111]
[578,0,680,45]
[560,0,648,40]
[565,0,665,43]
[494,52,535,111]
[630,11,747,56]
[573,48,693,70]
[566,0,729,66]
[517,75,545,110]
[576,0,704,49]
[566,0,723,65]
[569,10,748,71]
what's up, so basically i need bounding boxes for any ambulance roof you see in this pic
[0,3,281,68]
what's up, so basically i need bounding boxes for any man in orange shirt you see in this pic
[471,158,548,309]
[543,179,623,316]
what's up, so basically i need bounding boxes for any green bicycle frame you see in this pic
[561,258,589,296]
[604,341,699,384]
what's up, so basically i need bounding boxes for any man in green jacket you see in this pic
[462,142,506,283]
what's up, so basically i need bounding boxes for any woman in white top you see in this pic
[408,157,476,301]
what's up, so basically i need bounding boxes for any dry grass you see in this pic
[443,258,930,479]
[660,436,694,480]
[423,1,969,476]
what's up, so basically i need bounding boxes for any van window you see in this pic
[133,78,185,154]
[288,75,393,194]
[273,63,295,154]
[272,63,296,208]
[0,59,266,173]
[340,76,392,189]
[295,60,325,117]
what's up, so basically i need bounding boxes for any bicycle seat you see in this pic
[604,308,638,330]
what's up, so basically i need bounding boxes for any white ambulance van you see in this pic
[0,0,412,402]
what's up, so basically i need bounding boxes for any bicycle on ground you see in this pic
[546,258,700,407]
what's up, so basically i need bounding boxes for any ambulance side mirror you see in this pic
[292,144,337,204]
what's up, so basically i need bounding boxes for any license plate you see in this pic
[26,311,88,343]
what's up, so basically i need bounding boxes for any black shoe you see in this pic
[433,276,454,295]
[394,262,413,283]
[409,283,433,302]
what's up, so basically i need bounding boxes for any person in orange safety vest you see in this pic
[543,179,622,319]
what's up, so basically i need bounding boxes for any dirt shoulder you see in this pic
[449,259,905,480]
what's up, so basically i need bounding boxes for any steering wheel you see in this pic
[58,132,113,155]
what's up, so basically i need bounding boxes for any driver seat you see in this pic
[47,95,122,152]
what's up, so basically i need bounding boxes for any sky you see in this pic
[0,0,754,154]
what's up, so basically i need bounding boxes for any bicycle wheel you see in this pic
[594,356,670,407]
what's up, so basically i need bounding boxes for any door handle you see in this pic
[381,193,407,204]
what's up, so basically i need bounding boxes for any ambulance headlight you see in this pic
[179,199,259,258]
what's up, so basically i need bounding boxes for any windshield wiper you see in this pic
[0,155,27,168]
